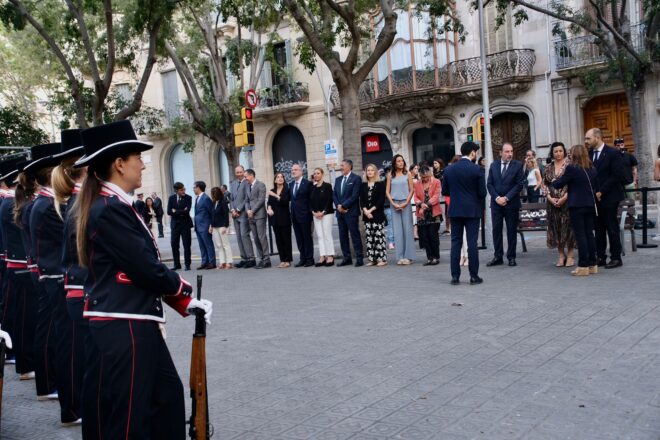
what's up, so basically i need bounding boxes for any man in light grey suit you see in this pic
[245,169,271,269]
[230,165,256,268]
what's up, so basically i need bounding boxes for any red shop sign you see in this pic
[365,135,380,153]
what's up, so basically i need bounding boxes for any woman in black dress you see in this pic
[267,172,293,268]
[360,164,387,266]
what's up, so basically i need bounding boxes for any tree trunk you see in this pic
[337,83,363,171]
[624,82,651,188]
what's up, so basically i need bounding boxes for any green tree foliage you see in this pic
[0,0,177,127]
[163,0,281,166]
[282,0,463,169]
[0,105,48,147]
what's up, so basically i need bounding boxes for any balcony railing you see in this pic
[554,22,653,70]
[256,82,310,110]
[330,48,536,108]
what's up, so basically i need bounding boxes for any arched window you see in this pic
[272,126,307,182]
[218,149,230,187]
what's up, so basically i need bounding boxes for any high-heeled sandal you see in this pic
[565,258,575,267]
[555,257,566,267]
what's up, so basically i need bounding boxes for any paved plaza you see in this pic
[3,230,660,439]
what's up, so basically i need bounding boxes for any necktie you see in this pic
[502,162,508,176]
[294,181,299,196]
[593,150,600,164]
[195,195,199,207]
[341,176,347,197]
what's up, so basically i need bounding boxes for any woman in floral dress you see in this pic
[544,142,576,267]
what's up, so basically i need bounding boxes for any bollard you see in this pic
[637,187,658,248]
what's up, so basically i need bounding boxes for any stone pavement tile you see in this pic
[280,424,327,439]
[348,433,391,440]
[332,416,376,433]
[619,429,660,440]
[363,421,406,436]
[378,409,425,426]
[304,412,349,428]
[392,425,436,440]
[252,419,298,435]
[427,432,470,440]
[313,430,355,440]
[351,406,395,421]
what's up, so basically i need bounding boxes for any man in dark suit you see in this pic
[486,142,525,267]
[193,181,216,269]
[151,192,164,237]
[289,163,314,267]
[167,182,192,270]
[586,127,625,268]
[133,193,146,217]
[441,142,487,285]
[333,159,363,267]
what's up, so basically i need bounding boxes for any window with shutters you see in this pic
[484,3,513,54]
[114,83,132,105]
[161,70,180,123]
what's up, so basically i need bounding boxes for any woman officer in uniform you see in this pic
[73,120,212,439]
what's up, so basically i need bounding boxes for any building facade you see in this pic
[132,0,659,202]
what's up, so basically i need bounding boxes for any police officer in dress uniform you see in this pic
[15,146,60,400]
[28,141,84,424]
[72,120,212,439]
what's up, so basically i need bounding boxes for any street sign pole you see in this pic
[478,0,493,248]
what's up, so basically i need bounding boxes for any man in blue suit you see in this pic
[333,159,364,267]
[193,181,216,269]
[441,142,487,285]
[289,163,315,267]
[486,142,525,267]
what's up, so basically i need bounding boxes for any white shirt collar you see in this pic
[100,180,133,206]
[596,143,605,153]
[295,177,302,184]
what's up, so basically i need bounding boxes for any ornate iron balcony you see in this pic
[256,82,310,110]
[330,48,536,108]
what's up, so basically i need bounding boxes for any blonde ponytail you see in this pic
[52,157,84,220]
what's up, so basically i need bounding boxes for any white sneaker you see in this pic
[37,391,59,401]
[5,356,15,365]
[19,371,35,380]
[62,418,82,427]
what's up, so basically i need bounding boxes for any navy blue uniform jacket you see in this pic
[83,182,192,322]
[61,189,87,291]
[441,158,487,218]
[30,188,65,279]
[487,160,525,209]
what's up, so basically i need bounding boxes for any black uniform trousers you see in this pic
[43,279,81,422]
[170,223,192,268]
[90,319,185,440]
[10,270,37,374]
[491,204,519,260]
[337,213,363,261]
[32,274,57,397]
[594,204,622,261]
[570,207,597,268]
[419,222,440,261]
[67,297,105,440]
[450,217,480,279]
[1,265,16,360]
[273,224,293,263]
[292,217,314,264]
[156,214,164,237]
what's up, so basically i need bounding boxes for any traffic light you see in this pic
[233,107,255,148]
[467,126,474,142]
[478,116,485,142]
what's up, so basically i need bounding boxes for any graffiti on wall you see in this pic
[274,158,308,182]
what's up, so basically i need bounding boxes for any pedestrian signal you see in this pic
[467,126,474,142]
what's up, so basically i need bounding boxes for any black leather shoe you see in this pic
[243,260,256,268]
[325,260,335,267]
[605,259,622,269]
[423,260,433,266]
[315,261,326,267]
[170,266,182,271]
[450,278,460,285]
[254,261,265,269]
[262,261,272,268]
[294,261,305,267]
[338,259,353,267]
[206,264,217,269]
[508,259,517,267]
[235,261,246,268]
[430,259,440,265]
[184,266,191,271]
[486,258,504,267]
[196,265,207,270]
[597,259,607,267]
[354,260,364,267]
[470,276,483,285]
[303,261,315,267]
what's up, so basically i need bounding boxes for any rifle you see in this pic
[188,275,212,439]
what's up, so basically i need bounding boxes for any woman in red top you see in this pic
[414,165,442,265]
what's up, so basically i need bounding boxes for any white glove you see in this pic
[187,298,213,325]
[0,326,13,350]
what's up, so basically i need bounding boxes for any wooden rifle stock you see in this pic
[188,275,211,439]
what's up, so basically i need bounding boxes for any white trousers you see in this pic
[212,227,234,265]
[313,214,335,256]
